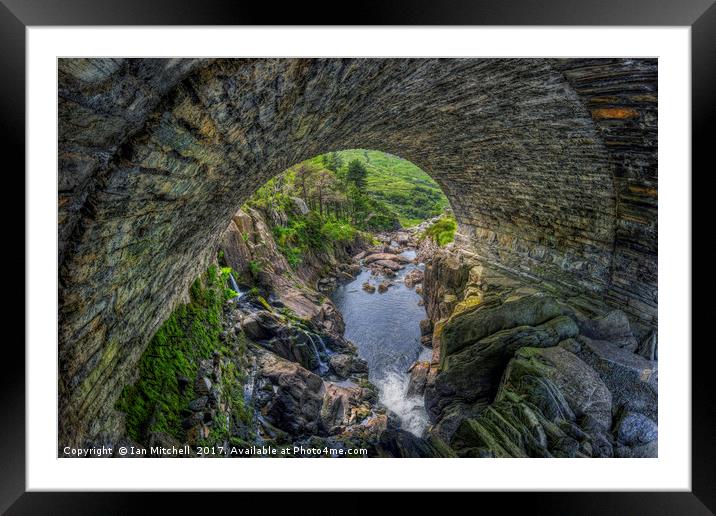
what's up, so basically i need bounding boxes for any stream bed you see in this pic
[330,249,431,437]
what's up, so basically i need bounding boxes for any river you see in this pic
[330,248,431,437]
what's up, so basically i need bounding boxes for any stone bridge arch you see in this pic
[57,58,657,445]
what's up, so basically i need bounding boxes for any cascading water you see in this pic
[330,248,431,437]
[228,272,244,299]
[301,329,329,375]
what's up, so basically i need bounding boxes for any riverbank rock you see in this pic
[406,361,430,396]
[329,353,369,378]
[362,282,376,293]
[377,280,393,293]
[320,382,372,434]
[364,253,411,265]
[254,349,325,437]
[426,313,579,421]
[450,346,613,458]
[404,268,424,288]
[374,259,402,271]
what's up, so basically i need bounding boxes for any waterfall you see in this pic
[303,330,329,375]
[228,272,243,299]
[314,334,328,353]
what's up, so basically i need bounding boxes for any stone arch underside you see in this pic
[57,58,657,445]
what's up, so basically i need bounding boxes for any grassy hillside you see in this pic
[310,149,449,227]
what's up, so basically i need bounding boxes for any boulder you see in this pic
[329,353,369,378]
[426,315,579,420]
[255,350,325,437]
[290,197,309,215]
[404,268,424,288]
[320,382,372,433]
[364,253,411,264]
[240,310,282,341]
[440,293,565,358]
[450,346,613,458]
[395,232,411,245]
[362,282,376,293]
[500,346,612,430]
[614,411,658,446]
[374,259,402,271]
[578,337,658,420]
[377,280,393,293]
[577,310,638,352]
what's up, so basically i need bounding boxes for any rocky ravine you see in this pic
[113,206,450,457]
[404,225,658,458]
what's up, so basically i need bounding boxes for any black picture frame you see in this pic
[3,0,714,512]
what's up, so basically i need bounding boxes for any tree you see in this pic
[313,169,335,217]
[323,151,343,173]
[294,163,316,202]
[346,159,367,190]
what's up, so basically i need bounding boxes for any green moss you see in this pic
[116,264,233,442]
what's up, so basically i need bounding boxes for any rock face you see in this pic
[58,58,657,447]
[254,349,326,436]
[417,236,657,458]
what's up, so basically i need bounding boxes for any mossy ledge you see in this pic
[116,264,251,444]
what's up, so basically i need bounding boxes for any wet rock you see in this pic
[353,251,366,261]
[374,259,402,272]
[450,346,612,458]
[240,310,281,340]
[364,253,411,265]
[406,361,430,396]
[377,280,393,293]
[320,382,371,434]
[420,334,432,347]
[362,282,376,293]
[504,346,612,429]
[419,319,433,336]
[368,428,453,458]
[329,353,369,378]
[404,268,424,288]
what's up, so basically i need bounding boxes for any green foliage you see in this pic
[346,159,368,189]
[321,220,356,242]
[422,215,457,247]
[320,149,449,227]
[116,265,229,442]
[248,260,263,278]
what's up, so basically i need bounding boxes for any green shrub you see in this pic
[321,220,356,242]
[423,215,457,247]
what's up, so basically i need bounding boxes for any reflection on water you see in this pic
[330,250,430,436]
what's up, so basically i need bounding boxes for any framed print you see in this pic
[5,0,715,512]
